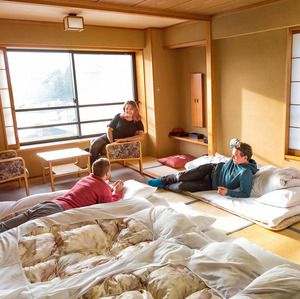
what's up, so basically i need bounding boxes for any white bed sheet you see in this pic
[187,190,300,229]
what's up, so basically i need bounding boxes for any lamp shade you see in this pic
[63,14,84,31]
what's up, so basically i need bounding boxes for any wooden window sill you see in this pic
[285,154,300,162]
[18,138,92,153]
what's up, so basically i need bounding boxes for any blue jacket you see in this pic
[212,158,258,198]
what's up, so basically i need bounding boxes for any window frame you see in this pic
[4,48,138,146]
[0,48,19,149]
[286,28,300,158]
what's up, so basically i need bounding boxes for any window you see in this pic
[5,50,137,145]
[288,32,300,156]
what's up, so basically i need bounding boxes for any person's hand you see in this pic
[113,180,124,193]
[217,186,228,196]
[111,180,121,187]
[111,180,122,187]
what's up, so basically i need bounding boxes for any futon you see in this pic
[142,155,300,230]
[184,156,300,230]
[186,190,300,230]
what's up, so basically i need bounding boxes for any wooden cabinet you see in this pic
[191,73,204,127]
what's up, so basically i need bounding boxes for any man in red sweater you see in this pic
[0,158,124,233]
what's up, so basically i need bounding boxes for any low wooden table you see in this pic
[37,147,91,191]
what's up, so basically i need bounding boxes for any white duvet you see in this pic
[250,165,300,197]
[0,196,300,299]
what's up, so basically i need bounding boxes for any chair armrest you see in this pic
[0,150,17,160]
[106,141,142,160]
[0,157,27,181]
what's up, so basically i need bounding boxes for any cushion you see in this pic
[158,154,195,169]
[254,187,300,208]
[123,180,157,199]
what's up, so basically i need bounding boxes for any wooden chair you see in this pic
[106,141,143,173]
[0,150,29,196]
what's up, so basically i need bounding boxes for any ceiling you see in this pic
[0,0,281,29]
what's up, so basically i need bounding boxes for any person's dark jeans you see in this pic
[0,202,64,233]
[161,163,216,193]
[90,134,109,164]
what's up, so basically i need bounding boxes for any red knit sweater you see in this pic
[52,174,122,210]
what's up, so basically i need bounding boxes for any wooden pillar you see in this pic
[206,21,216,155]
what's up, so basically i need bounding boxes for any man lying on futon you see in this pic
[148,138,258,198]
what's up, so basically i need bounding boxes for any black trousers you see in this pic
[89,134,109,164]
[161,163,216,193]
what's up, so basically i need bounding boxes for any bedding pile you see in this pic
[18,217,153,283]
[185,155,300,230]
[79,263,212,299]
[0,194,300,298]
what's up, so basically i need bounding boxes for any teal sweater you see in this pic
[211,159,258,198]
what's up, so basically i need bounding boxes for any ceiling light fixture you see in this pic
[63,13,84,32]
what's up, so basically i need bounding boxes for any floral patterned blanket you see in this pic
[0,197,299,299]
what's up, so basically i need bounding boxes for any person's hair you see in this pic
[92,158,110,177]
[120,100,141,122]
[234,142,253,160]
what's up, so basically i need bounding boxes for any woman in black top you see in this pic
[90,101,144,163]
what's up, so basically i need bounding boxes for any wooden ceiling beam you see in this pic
[5,0,211,20]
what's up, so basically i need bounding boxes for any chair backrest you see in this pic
[0,150,17,160]
[0,158,26,181]
[106,141,142,161]
[0,150,30,196]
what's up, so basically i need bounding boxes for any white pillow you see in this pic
[251,165,300,197]
[123,180,157,199]
[185,154,229,170]
[254,187,300,208]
